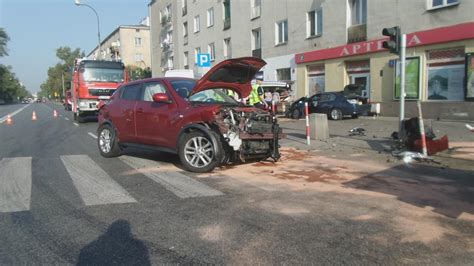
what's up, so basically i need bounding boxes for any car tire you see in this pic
[97,124,121,158]
[291,109,301,119]
[179,131,220,173]
[77,113,85,123]
[330,108,343,120]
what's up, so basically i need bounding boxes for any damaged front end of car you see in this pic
[213,106,282,163]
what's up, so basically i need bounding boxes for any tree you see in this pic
[0,28,9,57]
[126,65,152,81]
[40,46,84,98]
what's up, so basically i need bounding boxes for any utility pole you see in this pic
[382,26,405,140]
[399,34,407,138]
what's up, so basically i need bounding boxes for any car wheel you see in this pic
[77,113,85,123]
[291,109,301,119]
[330,108,343,120]
[179,131,220,173]
[97,124,121,158]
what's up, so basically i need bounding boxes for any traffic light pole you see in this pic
[398,34,407,140]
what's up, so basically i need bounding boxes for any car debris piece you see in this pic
[466,124,474,132]
[349,127,366,136]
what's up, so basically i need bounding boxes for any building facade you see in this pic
[295,0,474,120]
[88,19,151,69]
[149,0,328,81]
[149,0,474,119]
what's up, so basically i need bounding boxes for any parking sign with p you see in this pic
[197,53,211,67]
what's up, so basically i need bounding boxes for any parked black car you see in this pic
[286,91,370,120]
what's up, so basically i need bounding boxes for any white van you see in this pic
[164,69,195,79]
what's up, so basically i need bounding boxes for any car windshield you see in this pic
[82,67,124,83]
[169,79,239,104]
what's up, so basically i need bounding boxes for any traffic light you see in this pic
[382,26,400,55]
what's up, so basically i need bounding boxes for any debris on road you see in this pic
[466,124,474,132]
[392,151,440,164]
[349,127,366,136]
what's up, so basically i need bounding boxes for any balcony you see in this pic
[182,6,187,16]
[223,17,231,30]
[252,48,261,59]
[347,24,367,43]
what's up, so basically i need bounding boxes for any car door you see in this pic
[308,94,320,113]
[135,81,177,146]
[113,83,141,142]
[316,94,334,114]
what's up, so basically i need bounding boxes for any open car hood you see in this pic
[191,57,266,98]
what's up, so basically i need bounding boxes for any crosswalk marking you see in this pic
[0,157,32,212]
[61,155,137,206]
[120,156,224,199]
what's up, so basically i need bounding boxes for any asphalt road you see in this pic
[1,102,473,264]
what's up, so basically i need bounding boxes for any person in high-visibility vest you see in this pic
[249,80,267,109]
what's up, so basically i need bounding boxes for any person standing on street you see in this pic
[249,79,267,109]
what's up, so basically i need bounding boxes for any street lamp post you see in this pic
[75,0,102,59]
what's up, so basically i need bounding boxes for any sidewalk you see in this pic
[279,116,474,170]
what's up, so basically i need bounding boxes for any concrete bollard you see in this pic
[309,113,329,140]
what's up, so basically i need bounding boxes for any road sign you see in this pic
[197,53,211,67]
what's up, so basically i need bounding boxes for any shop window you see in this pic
[276,67,291,81]
[307,64,325,95]
[427,47,465,101]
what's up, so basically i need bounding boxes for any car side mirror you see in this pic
[152,93,171,103]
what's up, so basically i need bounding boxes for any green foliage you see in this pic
[126,65,152,81]
[0,28,9,57]
[40,46,85,98]
[0,28,30,102]
[0,65,30,101]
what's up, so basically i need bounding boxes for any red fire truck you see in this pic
[71,59,128,122]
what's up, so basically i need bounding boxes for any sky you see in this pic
[0,0,150,93]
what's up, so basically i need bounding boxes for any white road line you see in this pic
[0,104,30,123]
[61,155,137,206]
[88,132,98,139]
[120,156,223,199]
[64,117,70,121]
[73,122,79,126]
[0,157,32,213]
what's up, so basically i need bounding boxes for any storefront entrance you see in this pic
[349,73,370,98]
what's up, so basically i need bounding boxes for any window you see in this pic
[167,56,174,68]
[427,48,465,101]
[223,0,231,30]
[307,9,323,38]
[182,0,187,16]
[251,0,261,19]
[184,51,189,67]
[223,38,231,59]
[121,84,141,100]
[276,68,291,81]
[207,8,214,27]
[134,53,143,62]
[166,30,173,44]
[142,82,167,102]
[428,0,459,9]
[208,43,215,61]
[193,15,200,33]
[183,22,188,37]
[194,47,201,64]
[165,4,172,17]
[275,20,288,45]
[252,28,261,50]
[348,0,367,25]
[135,37,142,46]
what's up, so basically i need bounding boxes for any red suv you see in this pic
[97,57,281,172]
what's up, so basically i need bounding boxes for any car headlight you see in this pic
[79,102,88,107]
